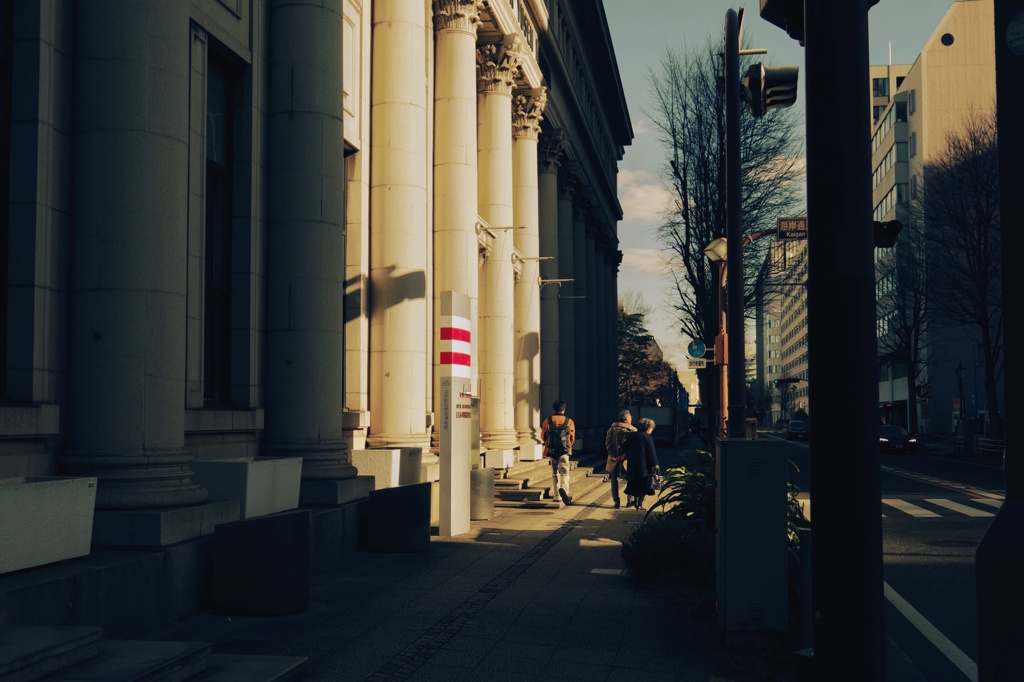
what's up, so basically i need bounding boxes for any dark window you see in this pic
[204,51,236,406]
[0,1,12,397]
[873,104,886,125]
[872,77,889,98]
[895,101,907,123]
[895,76,905,89]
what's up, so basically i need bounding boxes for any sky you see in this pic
[602,0,958,373]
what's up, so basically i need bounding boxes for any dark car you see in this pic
[879,425,918,454]
[786,419,809,440]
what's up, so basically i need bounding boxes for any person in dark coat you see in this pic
[623,417,659,510]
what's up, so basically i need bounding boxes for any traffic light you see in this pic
[742,63,799,118]
[873,220,902,248]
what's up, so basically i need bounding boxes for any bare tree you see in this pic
[645,34,804,430]
[876,216,934,434]
[921,107,1003,435]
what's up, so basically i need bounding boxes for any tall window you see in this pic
[204,52,235,405]
[0,1,12,398]
[872,77,889,98]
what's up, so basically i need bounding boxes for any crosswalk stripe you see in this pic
[798,497,996,519]
[882,499,941,517]
[925,499,995,517]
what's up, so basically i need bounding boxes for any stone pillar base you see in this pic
[342,410,371,452]
[298,476,375,506]
[92,500,240,549]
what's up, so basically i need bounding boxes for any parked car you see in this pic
[786,419,809,440]
[879,425,918,454]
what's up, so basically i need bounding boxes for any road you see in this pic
[778,433,1005,681]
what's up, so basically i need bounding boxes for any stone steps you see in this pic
[492,454,608,509]
[0,626,306,682]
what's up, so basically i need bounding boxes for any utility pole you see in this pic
[975,2,1024,678]
[758,0,886,677]
[804,2,885,678]
[724,8,746,439]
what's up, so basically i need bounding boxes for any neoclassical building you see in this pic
[0,0,630,631]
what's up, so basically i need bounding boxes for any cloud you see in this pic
[618,168,674,224]
[620,248,669,276]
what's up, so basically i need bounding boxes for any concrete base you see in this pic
[715,438,789,633]
[0,476,98,574]
[350,448,423,491]
[212,509,310,616]
[0,498,366,639]
[92,500,240,548]
[470,468,494,520]
[191,456,302,518]
[482,449,514,469]
[517,443,544,462]
[299,475,374,505]
[366,483,431,553]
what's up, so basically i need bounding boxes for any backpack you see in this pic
[610,428,632,462]
[546,416,572,457]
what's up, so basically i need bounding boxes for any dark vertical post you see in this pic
[976,2,1024,679]
[804,1,884,679]
[724,9,747,439]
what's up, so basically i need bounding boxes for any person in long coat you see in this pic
[623,417,659,510]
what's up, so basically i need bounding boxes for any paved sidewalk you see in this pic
[142,437,934,681]
[143,466,779,681]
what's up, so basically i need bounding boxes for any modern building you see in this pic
[869,62,912,129]
[870,0,997,433]
[0,0,631,636]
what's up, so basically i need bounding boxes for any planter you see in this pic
[0,476,98,574]
[190,457,302,519]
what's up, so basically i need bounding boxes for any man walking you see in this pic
[605,409,636,509]
[541,400,576,505]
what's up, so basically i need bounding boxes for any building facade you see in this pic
[870,0,996,433]
[0,0,631,630]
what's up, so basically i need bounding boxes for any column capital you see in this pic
[477,36,523,96]
[512,87,547,140]
[433,0,484,33]
[539,128,568,173]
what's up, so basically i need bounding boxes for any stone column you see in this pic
[572,199,590,431]
[556,169,577,424]
[263,0,355,482]
[432,0,483,448]
[477,37,521,449]
[591,237,605,426]
[62,1,206,510]
[365,0,430,450]
[512,88,546,458]
[607,249,621,413]
[585,226,598,432]
[537,133,564,419]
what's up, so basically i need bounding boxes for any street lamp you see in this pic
[704,238,729,438]
[704,231,776,439]
[956,360,967,434]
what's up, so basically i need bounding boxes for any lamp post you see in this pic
[704,229,776,440]
[956,360,966,435]
[704,238,729,438]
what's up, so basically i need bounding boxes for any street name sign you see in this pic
[777,217,808,239]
